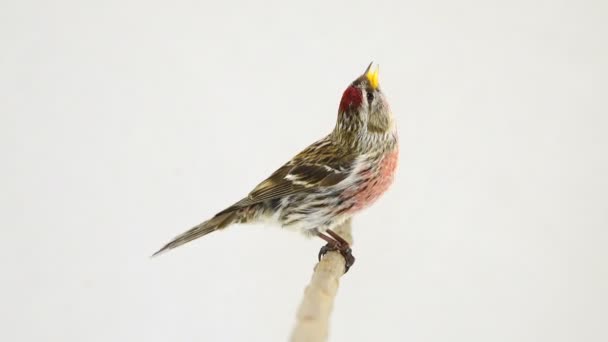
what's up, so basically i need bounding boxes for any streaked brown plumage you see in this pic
[153,63,398,272]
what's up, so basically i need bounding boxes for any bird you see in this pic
[153,62,398,272]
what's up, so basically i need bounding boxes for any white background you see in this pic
[2,1,607,341]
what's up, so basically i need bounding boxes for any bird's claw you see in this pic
[340,247,356,273]
[318,242,339,261]
[317,243,356,274]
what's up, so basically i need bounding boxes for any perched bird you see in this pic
[153,63,398,272]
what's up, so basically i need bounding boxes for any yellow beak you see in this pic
[365,63,380,90]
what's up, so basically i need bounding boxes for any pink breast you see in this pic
[344,149,399,213]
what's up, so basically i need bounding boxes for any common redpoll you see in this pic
[153,63,398,272]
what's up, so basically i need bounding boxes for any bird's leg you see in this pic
[325,229,356,273]
[316,229,356,273]
[316,231,341,261]
[325,229,349,246]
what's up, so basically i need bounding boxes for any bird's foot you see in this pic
[339,246,356,273]
[317,242,356,273]
[318,242,340,261]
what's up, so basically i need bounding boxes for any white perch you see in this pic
[290,219,353,342]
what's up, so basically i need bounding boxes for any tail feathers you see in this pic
[152,210,238,257]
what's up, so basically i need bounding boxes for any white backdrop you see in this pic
[2,1,607,341]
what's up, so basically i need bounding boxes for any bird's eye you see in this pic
[367,91,374,103]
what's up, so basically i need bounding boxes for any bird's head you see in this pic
[334,63,394,141]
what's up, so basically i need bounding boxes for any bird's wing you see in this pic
[231,138,357,208]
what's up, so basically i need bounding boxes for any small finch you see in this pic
[153,63,398,272]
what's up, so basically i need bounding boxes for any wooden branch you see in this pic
[290,219,353,342]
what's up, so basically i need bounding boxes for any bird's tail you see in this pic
[152,209,239,257]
